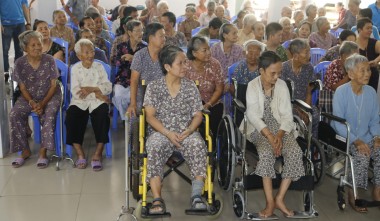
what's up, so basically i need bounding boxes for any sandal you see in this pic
[149,198,166,215]
[36,158,49,169]
[350,200,368,213]
[91,160,103,171]
[75,159,87,169]
[12,157,28,168]
[191,195,207,210]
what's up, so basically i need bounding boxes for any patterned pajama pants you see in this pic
[145,131,207,181]
[9,93,61,153]
[348,141,380,189]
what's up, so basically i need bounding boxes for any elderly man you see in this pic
[281,6,292,18]
[198,0,216,27]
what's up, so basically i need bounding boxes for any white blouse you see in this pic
[70,61,112,113]
[240,77,295,136]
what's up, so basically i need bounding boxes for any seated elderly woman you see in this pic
[184,36,224,145]
[144,45,207,214]
[265,22,288,62]
[78,16,107,53]
[292,10,304,30]
[244,51,304,218]
[253,21,266,43]
[309,17,338,50]
[178,5,201,42]
[296,21,316,48]
[10,31,62,168]
[332,54,380,212]
[320,30,356,62]
[160,12,187,47]
[65,39,112,171]
[237,14,256,46]
[151,0,169,23]
[303,4,318,32]
[233,10,248,29]
[279,17,297,44]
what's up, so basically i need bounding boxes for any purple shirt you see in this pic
[211,42,244,78]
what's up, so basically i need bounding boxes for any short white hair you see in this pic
[74,39,94,54]
[243,14,256,28]
[243,39,265,52]
[157,1,168,11]
[279,17,291,26]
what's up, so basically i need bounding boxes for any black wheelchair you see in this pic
[216,79,324,219]
[123,80,223,220]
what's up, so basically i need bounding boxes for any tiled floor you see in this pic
[0,123,380,221]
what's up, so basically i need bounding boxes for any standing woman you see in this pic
[356,18,380,92]
[113,20,147,122]
[244,51,304,218]
[332,0,360,30]
[33,19,64,62]
[184,36,224,145]
[10,31,62,168]
[127,22,166,117]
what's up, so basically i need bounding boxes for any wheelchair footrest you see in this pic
[185,208,210,216]
[141,203,172,219]
[244,174,314,191]
[289,210,318,219]
[355,199,380,208]
[247,213,278,220]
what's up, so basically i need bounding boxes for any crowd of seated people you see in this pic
[4,0,380,215]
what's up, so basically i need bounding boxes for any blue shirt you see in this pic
[0,0,28,25]
[369,3,380,31]
[332,83,380,145]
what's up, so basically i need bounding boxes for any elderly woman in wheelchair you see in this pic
[143,45,208,215]
[331,53,380,212]
[245,51,304,218]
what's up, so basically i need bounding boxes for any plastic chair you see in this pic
[191,27,202,36]
[108,31,116,41]
[223,62,240,116]
[209,39,221,47]
[312,61,331,105]
[310,48,326,66]
[104,39,112,60]
[282,40,292,49]
[176,15,186,31]
[103,15,113,31]
[328,28,343,39]
[230,15,237,23]
[66,60,113,158]
[51,37,69,65]
[112,66,120,129]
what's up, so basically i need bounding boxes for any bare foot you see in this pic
[275,197,294,217]
[259,201,275,218]
[22,149,32,159]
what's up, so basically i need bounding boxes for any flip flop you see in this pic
[75,159,87,169]
[12,157,28,168]
[91,160,103,171]
[36,158,49,169]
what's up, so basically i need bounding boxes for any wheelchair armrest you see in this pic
[293,99,312,113]
[233,98,246,113]
[321,112,347,124]
[309,79,323,91]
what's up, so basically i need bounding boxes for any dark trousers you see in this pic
[209,103,224,141]
[65,104,110,145]
[2,23,25,72]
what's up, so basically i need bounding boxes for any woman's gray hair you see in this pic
[339,41,358,56]
[344,53,368,72]
[219,23,234,42]
[278,17,291,26]
[243,39,265,52]
[18,30,42,51]
[186,6,196,13]
[207,1,216,9]
[305,4,317,17]
[349,0,361,6]
[157,1,168,11]
[288,38,309,55]
[293,10,303,19]
[85,5,100,17]
[315,16,328,31]
[74,39,94,54]
[243,14,256,28]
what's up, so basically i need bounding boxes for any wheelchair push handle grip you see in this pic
[309,79,323,91]
[321,112,347,124]
[293,99,312,113]
[233,98,246,113]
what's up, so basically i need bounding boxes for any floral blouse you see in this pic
[184,57,224,103]
[231,60,260,84]
[115,40,147,87]
[320,45,340,62]
[211,42,244,78]
[324,59,345,91]
[309,32,338,50]
[50,26,75,51]
[165,31,188,47]
[110,35,127,65]
[179,19,201,41]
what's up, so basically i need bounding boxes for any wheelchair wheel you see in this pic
[311,138,326,187]
[207,193,224,219]
[216,115,236,191]
[233,191,245,219]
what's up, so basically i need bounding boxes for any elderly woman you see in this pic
[317,7,326,17]
[303,4,317,32]
[215,5,229,24]
[198,1,217,27]
[10,31,62,168]
[151,0,169,23]
[265,22,288,62]
[179,6,201,41]
[332,54,380,213]
[127,22,166,117]
[319,41,358,114]
[292,10,304,30]
[333,0,360,30]
[356,18,380,91]
[89,12,112,43]
[113,20,146,122]
[65,39,112,171]
[320,30,356,62]
[70,28,108,65]
[50,10,75,52]
[296,21,317,48]
[253,22,265,43]
[309,17,338,50]
[237,14,256,46]
[196,0,207,18]
[233,10,248,29]
[240,0,254,14]
[244,51,304,218]
[160,12,187,47]
[211,23,244,78]
[184,36,224,145]
[33,19,64,62]
[79,16,107,53]
[144,45,207,214]
[111,4,129,35]
[110,16,132,66]
[279,17,297,44]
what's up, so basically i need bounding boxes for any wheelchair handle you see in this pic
[321,112,347,124]
[293,99,312,113]
[233,98,246,113]
[202,109,211,114]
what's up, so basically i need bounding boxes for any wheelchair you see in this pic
[216,79,323,219]
[125,80,223,219]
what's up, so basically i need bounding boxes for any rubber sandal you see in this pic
[91,160,103,171]
[36,158,49,169]
[350,200,368,213]
[12,158,27,168]
[149,198,166,215]
[75,159,87,169]
[191,195,207,210]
